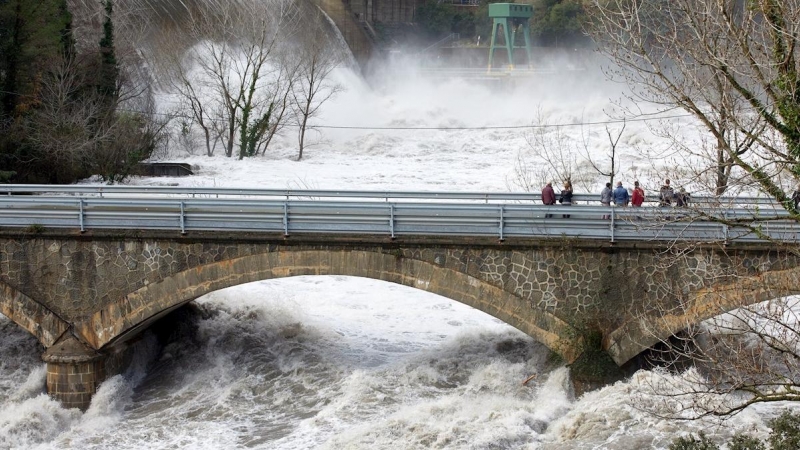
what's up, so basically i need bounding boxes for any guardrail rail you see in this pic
[0,185,795,243]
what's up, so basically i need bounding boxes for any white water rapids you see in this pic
[0,276,788,449]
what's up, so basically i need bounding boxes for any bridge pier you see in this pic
[42,335,106,411]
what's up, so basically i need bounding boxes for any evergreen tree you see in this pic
[0,0,74,182]
[530,0,588,46]
[98,0,118,107]
[0,0,73,115]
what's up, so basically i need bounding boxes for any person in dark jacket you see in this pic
[659,179,674,206]
[612,181,629,206]
[542,181,556,205]
[559,181,573,218]
[542,181,556,218]
[676,187,690,207]
[792,184,800,209]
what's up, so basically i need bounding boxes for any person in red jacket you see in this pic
[632,181,645,207]
[541,181,556,218]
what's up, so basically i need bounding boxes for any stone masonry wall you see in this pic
[1,231,797,364]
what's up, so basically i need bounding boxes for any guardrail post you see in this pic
[722,211,729,244]
[180,202,186,235]
[499,205,505,241]
[609,207,615,243]
[390,204,395,239]
[79,199,85,233]
[283,202,289,236]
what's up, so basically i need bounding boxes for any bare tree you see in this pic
[514,108,618,194]
[261,55,301,155]
[507,151,551,193]
[202,3,294,159]
[167,45,220,157]
[153,0,300,158]
[586,0,800,210]
[22,55,104,181]
[582,122,625,187]
[583,0,800,416]
[522,109,583,190]
[644,118,760,199]
[291,8,344,161]
[19,51,167,184]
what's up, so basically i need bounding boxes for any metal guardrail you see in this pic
[0,186,796,243]
[0,185,782,205]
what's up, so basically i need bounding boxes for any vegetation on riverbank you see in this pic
[0,0,163,184]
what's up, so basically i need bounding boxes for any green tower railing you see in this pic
[487,3,533,71]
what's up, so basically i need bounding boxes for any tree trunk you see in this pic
[298,112,308,161]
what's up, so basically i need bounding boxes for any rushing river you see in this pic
[0,277,789,449]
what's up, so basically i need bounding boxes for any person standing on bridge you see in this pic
[600,182,612,206]
[792,184,800,209]
[659,179,674,207]
[676,187,690,207]
[600,182,612,219]
[612,181,629,207]
[542,181,556,218]
[559,181,573,218]
[631,181,645,207]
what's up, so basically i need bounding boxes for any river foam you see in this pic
[2,276,795,449]
[0,276,564,449]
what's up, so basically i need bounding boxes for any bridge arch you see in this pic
[0,280,69,347]
[607,265,800,365]
[74,249,581,361]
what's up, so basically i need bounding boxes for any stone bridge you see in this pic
[1,229,797,409]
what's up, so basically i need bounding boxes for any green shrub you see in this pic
[667,411,800,450]
[729,433,765,450]
[768,410,800,450]
[668,432,719,450]
[0,170,15,183]
[26,223,45,234]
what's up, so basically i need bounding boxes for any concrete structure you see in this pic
[135,162,194,177]
[1,228,797,409]
[310,0,376,65]
[487,3,533,70]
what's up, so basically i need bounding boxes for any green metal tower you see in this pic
[487,3,533,71]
